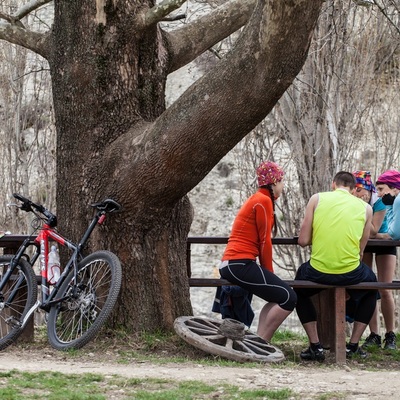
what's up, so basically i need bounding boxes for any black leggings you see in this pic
[295,287,377,324]
[219,259,297,311]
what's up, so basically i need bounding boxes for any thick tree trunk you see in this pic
[48,0,193,332]
[41,0,323,333]
[102,196,194,330]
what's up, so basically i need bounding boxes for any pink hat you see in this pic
[256,161,284,187]
[376,170,400,190]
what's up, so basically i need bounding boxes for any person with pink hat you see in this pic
[353,170,397,351]
[375,169,400,240]
[218,161,297,343]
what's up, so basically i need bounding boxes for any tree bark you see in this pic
[0,0,324,332]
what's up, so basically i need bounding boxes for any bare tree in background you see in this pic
[236,0,399,275]
[0,5,54,234]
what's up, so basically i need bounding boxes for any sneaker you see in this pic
[383,331,397,350]
[346,344,367,359]
[300,346,325,361]
[361,332,381,349]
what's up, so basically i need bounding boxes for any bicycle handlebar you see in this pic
[13,193,57,227]
[12,194,122,226]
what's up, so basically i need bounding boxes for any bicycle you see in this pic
[0,193,122,351]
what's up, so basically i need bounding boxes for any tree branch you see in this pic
[111,0,324,206]
[136,0,187,29]
[0,0,52,58]
[0,23,49,58]
[0,12,13,24]
[165,0,255,73]
[373,0,400,35]
[14,0,53,21]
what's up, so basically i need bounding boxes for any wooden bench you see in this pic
[187,237,400,363]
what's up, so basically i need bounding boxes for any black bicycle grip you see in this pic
[13,193,33,212]
[13,193,30,204]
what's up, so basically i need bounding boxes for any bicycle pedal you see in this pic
[5,316,22,329]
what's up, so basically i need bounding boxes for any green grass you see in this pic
[0,370,297,400]
[0,370,106,399]
[8,327,400,400]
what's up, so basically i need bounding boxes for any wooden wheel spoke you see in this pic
[243,337,277,351]
[241,339,278,355]
[232,340,256,354]
[174,316,285,363]
[186,326,219,335]
[188,318,220,330]
[243,332,264,341]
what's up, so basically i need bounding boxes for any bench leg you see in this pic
[313,289,335,349]
[334,287,346,363]
[314,288,347,363]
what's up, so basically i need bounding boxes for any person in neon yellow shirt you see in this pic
[295,171,377,361]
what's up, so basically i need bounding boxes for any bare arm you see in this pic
[360,204,373,258]
[298,194,319,247]
[369,209,385,238]
[375,232,391,239]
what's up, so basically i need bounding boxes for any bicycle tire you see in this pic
[47,250,122,350]
[0,255,38,350]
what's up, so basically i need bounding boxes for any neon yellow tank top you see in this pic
[310,189,367,274]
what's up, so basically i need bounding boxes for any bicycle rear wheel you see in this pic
[47,250,122,350]
[0,255,38,350]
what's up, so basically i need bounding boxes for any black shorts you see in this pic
[295,260,378,303]
[364,245,397,256]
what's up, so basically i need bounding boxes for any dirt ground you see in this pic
[0,335,399,400]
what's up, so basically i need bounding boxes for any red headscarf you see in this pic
[256,161,284,187]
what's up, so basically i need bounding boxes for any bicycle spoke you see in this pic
[47,251,121,350]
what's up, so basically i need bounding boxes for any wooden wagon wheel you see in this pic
[174,316,285,363]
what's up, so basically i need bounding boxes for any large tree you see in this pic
[0,0,323,332]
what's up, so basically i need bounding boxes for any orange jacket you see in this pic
[222,188,274,272]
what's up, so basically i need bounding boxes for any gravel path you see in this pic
[0,348,398,399]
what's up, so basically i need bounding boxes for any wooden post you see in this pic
[333,287,346,363]
[313,288,346,363]
[312,289,333,349]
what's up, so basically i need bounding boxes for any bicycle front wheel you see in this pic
[0,255,38,350]
[47,250,122,350]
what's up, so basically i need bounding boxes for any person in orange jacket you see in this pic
[219,161,297,342]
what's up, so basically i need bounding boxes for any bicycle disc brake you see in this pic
[65,285,98,320]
